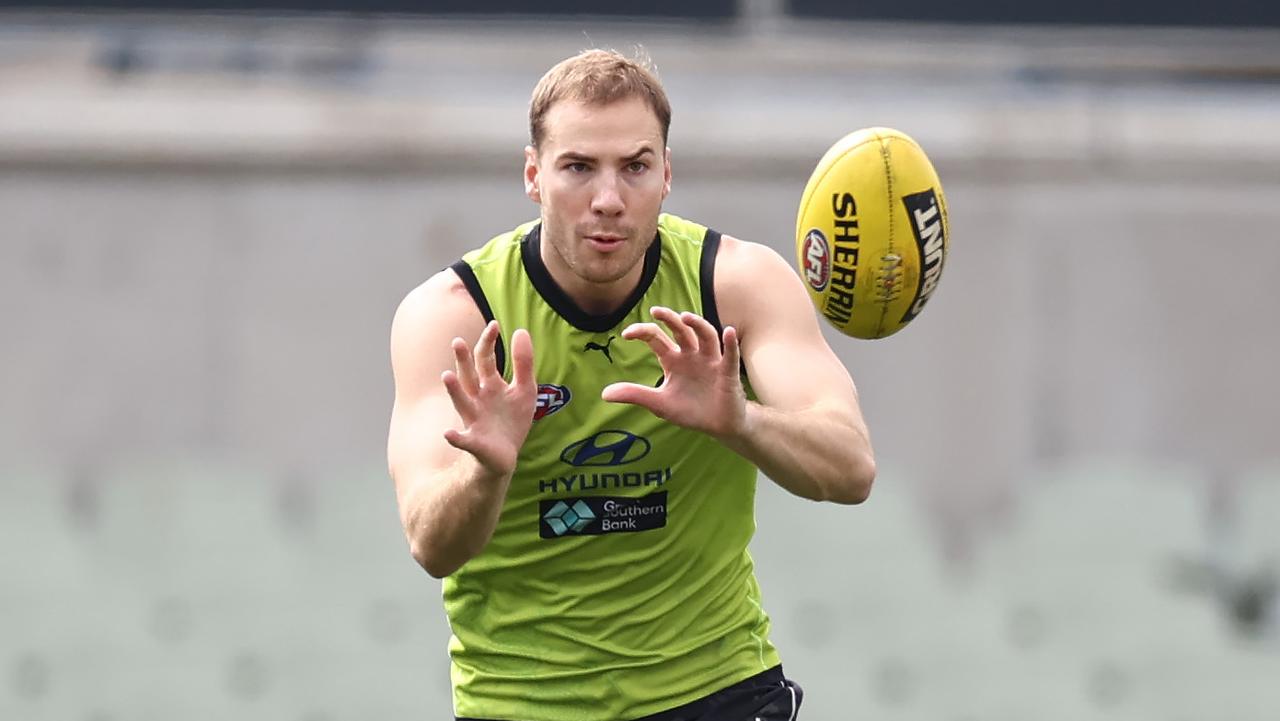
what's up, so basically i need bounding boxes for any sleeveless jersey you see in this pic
[444,213,780,721]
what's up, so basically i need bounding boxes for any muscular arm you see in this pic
[715,236,876,504]
[600,236,875,504]
[387,270,535,578]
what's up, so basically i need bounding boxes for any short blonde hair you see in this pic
[529,48,672,150]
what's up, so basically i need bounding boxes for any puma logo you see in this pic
[583,335,615,363]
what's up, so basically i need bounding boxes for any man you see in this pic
[387,48,875,721]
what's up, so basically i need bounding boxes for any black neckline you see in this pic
[521,224,663,333]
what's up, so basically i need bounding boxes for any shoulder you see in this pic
[394,267,475,325]
[714,234,801,304]
[714,234,791,277]
[395,215,542,334]
[391,267,486,360]
[712,235,812,335]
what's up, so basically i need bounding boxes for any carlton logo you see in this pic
[560,430,651,467]
[533,384,571,421]
[801,228,830,291]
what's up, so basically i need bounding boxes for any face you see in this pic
[525,95,672,299]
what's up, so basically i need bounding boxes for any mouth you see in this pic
[584,233,627,252]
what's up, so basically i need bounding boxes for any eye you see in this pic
[626,161,648,173]
[565,162,589,173]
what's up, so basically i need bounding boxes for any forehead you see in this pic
[540,96,664,156]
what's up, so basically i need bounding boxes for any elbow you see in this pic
[409,538,461,579]
[826,453,876,505]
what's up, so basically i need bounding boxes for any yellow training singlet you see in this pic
[445,213,780,721]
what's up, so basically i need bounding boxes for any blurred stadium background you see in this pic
[2,1,1279,720]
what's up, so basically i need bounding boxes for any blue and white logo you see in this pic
[559,430,651,467]
[542,500,596,536]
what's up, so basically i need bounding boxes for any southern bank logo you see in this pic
[560,430,650,467]
[542,499,596,536]
[539,492,668,539]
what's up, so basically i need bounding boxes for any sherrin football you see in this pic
[795,127,949,339]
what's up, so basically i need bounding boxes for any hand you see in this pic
[441,321,536,477]
[601,306,746,439]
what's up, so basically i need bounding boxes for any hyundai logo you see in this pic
[560,431,651,467]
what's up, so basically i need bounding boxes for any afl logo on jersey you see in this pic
[534,384,571,421]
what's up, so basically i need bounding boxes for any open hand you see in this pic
[441,321,536,476]
[601,306,746,439]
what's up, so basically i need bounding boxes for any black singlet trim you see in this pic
[697,227,748,381]
[450,260,506,377]
[455,665,787,721]
[699,227,724,335]
[521,223,663,333]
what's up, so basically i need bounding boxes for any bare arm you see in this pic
[601,237,874,504]
[716,236,875,503]
[387,270,536,578]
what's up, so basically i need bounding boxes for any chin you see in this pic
[582,264,631,285]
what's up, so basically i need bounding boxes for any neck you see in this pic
[539,236,647,317]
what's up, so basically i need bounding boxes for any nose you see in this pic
[590,172,624,217]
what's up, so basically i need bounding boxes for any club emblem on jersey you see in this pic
[534,384,571,420]
[582,335,616,363]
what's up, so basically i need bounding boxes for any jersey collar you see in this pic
[521,223,663,333]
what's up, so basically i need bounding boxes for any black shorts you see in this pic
[457,665,803,721]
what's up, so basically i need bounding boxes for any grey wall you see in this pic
[5,168,1278,508]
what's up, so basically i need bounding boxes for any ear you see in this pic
[524,145,541,204]
[662,147,672,200]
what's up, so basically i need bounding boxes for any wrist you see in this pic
[459,452,516,488]
[712,398,755,452]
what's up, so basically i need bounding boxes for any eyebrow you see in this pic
[556,146,656,164]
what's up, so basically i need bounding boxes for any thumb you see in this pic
[510,328,535,388]
[601,382,663,412]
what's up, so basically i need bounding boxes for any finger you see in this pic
[442,370,477,421]
[510,328,535,389]
[474,320,502,385]
[652,306,699,354]
[443,427,478,456]
[682,311,721,360]
[451,337,480,397]
[621,322,679,361]
[443,429,510,475]
[722,325,741,379]
[601,381,666,414]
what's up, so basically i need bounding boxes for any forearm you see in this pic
[716,400,875,504]
[399,456,512,578]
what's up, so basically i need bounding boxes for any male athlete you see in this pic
[388,49,876,721]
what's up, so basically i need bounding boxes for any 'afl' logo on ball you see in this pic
[802,228,830,291]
